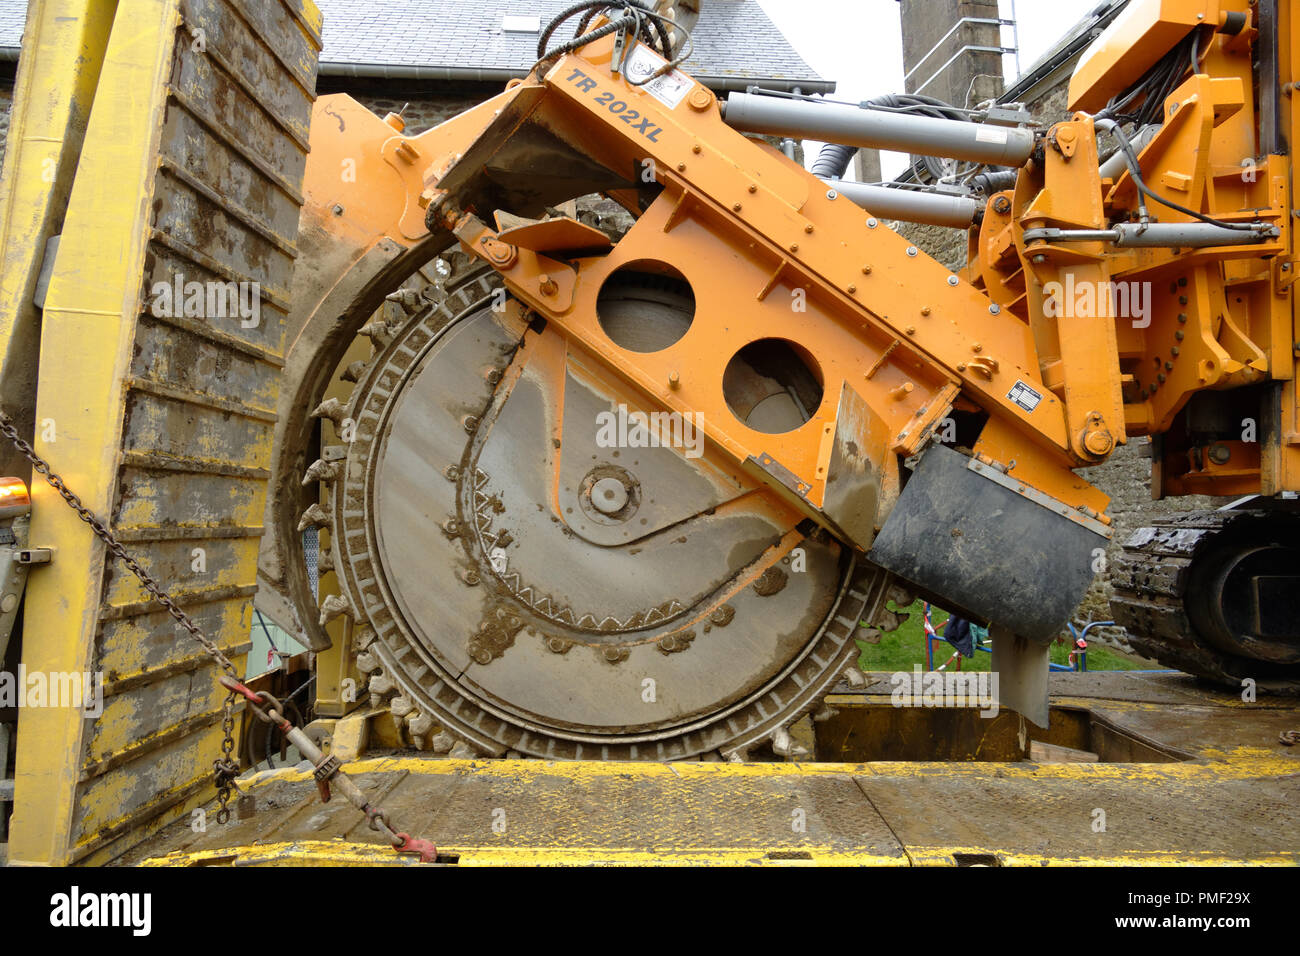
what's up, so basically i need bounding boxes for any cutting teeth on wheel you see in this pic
[841,664,867,688]
[317,548,335,574]
[359,319,392,348]
[296,503,332,532]
[813,704,838,723]
[406,711,435,739]
[339,360,368,384]
[302,458,344,486]
[857,625,883,645]
[317,593,354,626]
[385,289,422,314]
[310,397,348,426]
[770,726,809,759]
[368,672,396,697]
[875,608,909,632]
[281,257,902,762]
[887,584,917,607]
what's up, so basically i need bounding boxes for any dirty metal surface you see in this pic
[869,444,1108,643]
[8,0,320,865]
[129,760,907,866]
[129,673,1300,866]
[330,285,896,760]
[834,671,1300,761]
[855,759,1300,866]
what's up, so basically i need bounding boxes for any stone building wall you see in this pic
[349,93,482,135]
[900,0,1004,108]
[0,82,12,171]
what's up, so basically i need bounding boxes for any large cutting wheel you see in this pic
[325,274,895,759]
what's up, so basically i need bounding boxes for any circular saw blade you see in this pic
[316,275,898,759]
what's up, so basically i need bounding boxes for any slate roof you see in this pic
[0,2,21,54]
[0,0,830,92]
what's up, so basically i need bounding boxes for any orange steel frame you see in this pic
[304,0,1296,539]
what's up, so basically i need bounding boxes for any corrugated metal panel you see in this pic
[7,0,320,864]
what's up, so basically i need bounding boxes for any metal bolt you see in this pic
[826,189,838,200]
[748,184,758,193]
[1031,254,1046,265]
[862,265,873,275]
[972,342,983,352]
[332,204,344,216]
[805,224,815,234]
[847,284,857,293]
[590,477,629,515]
[733,202,742,211]
[538,274,558,296]
[947,275,959,286]
[989,304,1000,315]
[789,243,799,252]
[867,218,879,229]
[921,307,931,316]
[904,326,916,335]
[677,162,686,171]
[906,246,918,257]
[692,144,702,154]
[668,371,681,390]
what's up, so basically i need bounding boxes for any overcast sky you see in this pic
[754,0,1104,178]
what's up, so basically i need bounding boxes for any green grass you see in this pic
[855,601,1152,673]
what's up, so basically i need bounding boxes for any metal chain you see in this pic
[0,410,244,818]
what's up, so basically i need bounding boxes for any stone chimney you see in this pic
[899,0,1007,108]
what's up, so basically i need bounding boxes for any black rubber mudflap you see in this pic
[868,444,1107,643]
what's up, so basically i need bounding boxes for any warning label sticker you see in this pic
[624,44,693,110]
[975,125,1009,145]
[1007,380,1043,413]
